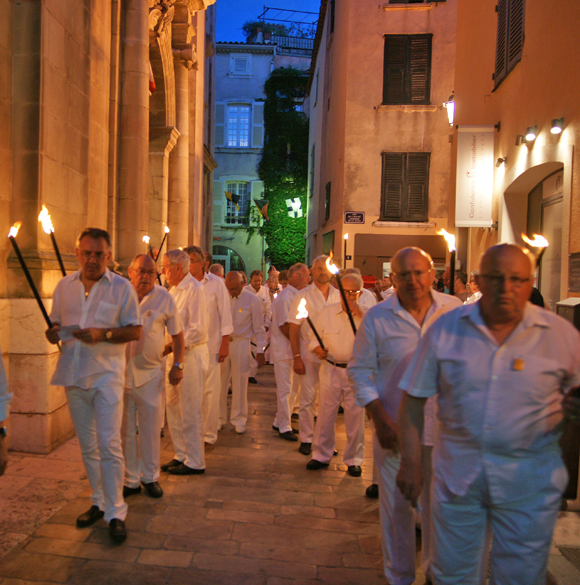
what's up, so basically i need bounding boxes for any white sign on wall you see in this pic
[455,126,494,227]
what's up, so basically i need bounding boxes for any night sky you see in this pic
[215,0,322,43]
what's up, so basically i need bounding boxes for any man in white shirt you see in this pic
[0,344,12,476]
[220,272,266,433]
[245,270,272,383]
[123,254,184,499]
[307,273,366,476]
[288,256,341,455]
[184,246,233,449]
[160,249,209,475]
[270,263,310,441]
[348,247,461,585]
[46,228,142,543]
[343,268,377,311]
[397,244,580,585]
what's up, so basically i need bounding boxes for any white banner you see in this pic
[455,126,494,227]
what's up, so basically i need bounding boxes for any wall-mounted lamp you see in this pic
[496,157,508,167]
[551,117,564,135]
[525,126,538,142]
[443,93,455,126]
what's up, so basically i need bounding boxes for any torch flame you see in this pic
[437,229,456,252]
[325,254,339,276]
[273,292,278,299]
[521,233,549,249]
[8,222,22,238]
[38,205,54,234]
[143,235,150,244]
[296,298,309,319]
[164,226,170,234]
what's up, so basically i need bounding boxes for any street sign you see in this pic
[344,211,365,224]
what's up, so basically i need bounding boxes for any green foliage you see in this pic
[242,20,290,41]
[257,67,309,269]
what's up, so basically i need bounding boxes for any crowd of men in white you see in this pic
[2,225,580,585]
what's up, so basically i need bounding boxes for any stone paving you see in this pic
[1,365,579,584]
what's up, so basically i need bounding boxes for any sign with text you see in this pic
[455,126,494,227]
[344,211,365,224]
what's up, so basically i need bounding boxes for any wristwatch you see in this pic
[173,362,184,370]
[105,330,113,340]
[0,427,7,438]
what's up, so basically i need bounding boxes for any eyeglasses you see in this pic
[343,289,361,296]
[80,251,106,261]
[480,274,531,287]
[394,270,431,281]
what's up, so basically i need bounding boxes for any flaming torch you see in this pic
[438,229,457,295]
[8,223,54,329]
[326,255,357,335]
[143,235,154,258]
[155,226,170,261]
[522,233,549,270]
[296,298,325,350]
[38,205,66,277]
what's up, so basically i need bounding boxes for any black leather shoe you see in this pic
[298,442,312,455]
[291,413,299,420]
[161,458,182,472]
[306,459,329,470]
[76,505,104,528]
[248,377,258,384]
[279,430,298,442]
[272,424,279,431]
[365,483,379,498]
[109,518,127,543]
[347,465,362,477]
[168,463,205,475]
[142,481,163,498]
[333,450,338,456]
[123,485,142,498]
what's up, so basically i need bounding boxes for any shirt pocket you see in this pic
[94,301,120,327]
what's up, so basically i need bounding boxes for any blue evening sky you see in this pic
[215,1,322,43]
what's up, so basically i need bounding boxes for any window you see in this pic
[383,35,432,105]
[215,102,264,149]
[324,181,331,221]
[227,105,250,147]
[494,0,525,89]
[224,182,250,225]
[380,152,430,222]
[230,54,251,76]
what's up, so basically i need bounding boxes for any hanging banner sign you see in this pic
[455,126,494,227]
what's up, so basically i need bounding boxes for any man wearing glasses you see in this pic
[46,228,142,543]
[306,272,367,477]
[348,247,461,585]
[397,244,580,585]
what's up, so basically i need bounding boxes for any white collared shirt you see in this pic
[287,283,341,363]
[125,285,182,388]
[169,273,208,349]
[400,302,580,498]
[244,284,272,327]
[358,287,378,311]
[199,273,233,354]
[270,284,299,363]
[49,268,141,389]
[230,289,266,351]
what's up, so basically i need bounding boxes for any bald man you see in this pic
[397,244,580,585]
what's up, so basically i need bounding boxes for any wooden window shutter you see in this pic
[215,103,225,147]
[507,0,525,70]
[406,153,429,221]
[381,153,405,220]
[252,103,264,148]
[383,36,407,105]
[494,0,524,89]
[325,182,331,221]
[408,35,432,104]
[494,0,508,83]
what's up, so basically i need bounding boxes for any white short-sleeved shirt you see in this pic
[199,273,233,354]
[50,268,142,389]
[125,285,183,388]
[358,288,377,311]
[230,289,266,351]
[269,285,299,363]
[287,284,341,363]
[244,284,272,328]
[400,302,580,499]
[169,273,208,349]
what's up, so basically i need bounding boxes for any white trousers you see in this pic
[66,385,127,523]
[219,338,251,428]
[122,368,164,487]
[299,359,320,443]
[431,464,563,585]
[312,362,365,466]
[165,344,209,470]
[289,370,301,415]
[273,359,302,433]
[202,353,221,444]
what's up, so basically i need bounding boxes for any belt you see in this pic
[326,359,348,369]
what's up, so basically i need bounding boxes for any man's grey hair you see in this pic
[343,267,361,276]
[129,254,155,270]
[209,263,224,277]
[311,255,329,268]
[341,272,363,290]
[288,262,308,276]
[183,245,205,262]
[164,249,190,274]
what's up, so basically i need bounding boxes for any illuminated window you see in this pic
[224,182,250,225]
[227,105,251,148]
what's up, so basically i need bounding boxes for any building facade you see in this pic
[1,0,216,453]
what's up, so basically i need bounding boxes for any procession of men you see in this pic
[0,226,567,585]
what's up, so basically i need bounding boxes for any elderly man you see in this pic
[209,264,225,278]
[307,272,366,476]
[348,247,461,585]
[122,255,184,498]
[160,249,209,475]
[0,345,11,476]
[220,272,266,433]
[288,256,341,455]
[270,263,310,441]
[396,244,580,585]
[46,228,141,543]
[184,246,233,450]
[245,270,272,383]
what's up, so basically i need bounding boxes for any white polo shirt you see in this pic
[199,273,233,354]
[269,284,299,364]
[169,273,208,349]
[230,289,266,351]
